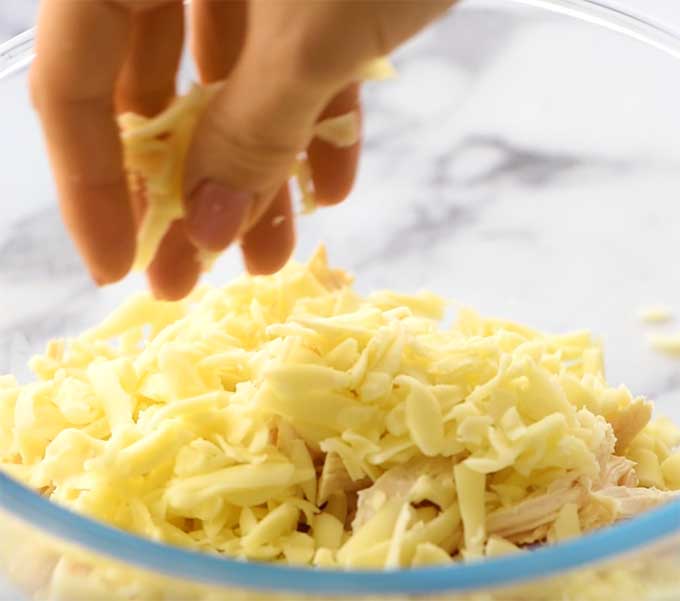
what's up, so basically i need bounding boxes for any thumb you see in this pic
[182,53,331,253]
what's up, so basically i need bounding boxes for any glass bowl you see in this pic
[1,0,679,599]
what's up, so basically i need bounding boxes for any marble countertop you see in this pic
[0,1,680,599]
[0,0,38,43]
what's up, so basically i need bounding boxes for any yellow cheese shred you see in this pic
[1,247,679,573]
[648,333,680,356]
[638,305,673,324]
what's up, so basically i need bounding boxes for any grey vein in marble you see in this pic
[0,207,84,282]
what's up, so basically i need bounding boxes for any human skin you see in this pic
[31,0,454,300]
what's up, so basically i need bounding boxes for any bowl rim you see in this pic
[1,0,680,596]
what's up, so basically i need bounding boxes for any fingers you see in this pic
[183,180,256,253]
[113,1,203,296]
[146,221,201,301]
[369,1,456,53]
[116,2,182,222]
[182,48,327,254]
[182,0,258,255]
[116,1,184,116]
[307,83,362,206]
[253,1,454,86]
[191,0,247,83]
[31,0,135,284]
[241,185,295,275]
[152,0,268,294]
[183,0,453,259]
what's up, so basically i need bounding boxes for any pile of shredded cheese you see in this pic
[119,57,395,272]
[0,247,678,569]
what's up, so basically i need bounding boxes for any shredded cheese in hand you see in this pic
[1,247,678,571]
[119,58,395,270]
[119,83,221,272]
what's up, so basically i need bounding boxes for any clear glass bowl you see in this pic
[1,1,680,599]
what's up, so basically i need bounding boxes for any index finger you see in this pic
[31,0,135,284]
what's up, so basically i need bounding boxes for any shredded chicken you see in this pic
[579,492,619,532]
[352,425,665,547]
[488,454,674,544]
[598,455,638,489]
[487,474,586,542]
[593,486,679,519]
[594,420,618,472]
[353,458,452,529]
[318,453,370,505]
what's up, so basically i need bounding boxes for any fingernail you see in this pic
[186,181,252,252]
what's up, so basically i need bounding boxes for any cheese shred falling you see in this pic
[1,247,679,570]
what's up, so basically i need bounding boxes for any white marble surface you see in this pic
[0,0,35,43]
[0,1,680,599]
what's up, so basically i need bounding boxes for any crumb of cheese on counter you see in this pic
[638,306,674,324]
[649,333,680,356]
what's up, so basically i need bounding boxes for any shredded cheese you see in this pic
[550,503,582,542]
[484,535,521,557]
[648,333,680,356]
[357,57,398,81]
[638,305,673,324]
[313,112,361,148]
[455,464,486,558]
[1,247,679,574]
[119,83,220,272]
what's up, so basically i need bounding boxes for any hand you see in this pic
[31,0,454,300]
